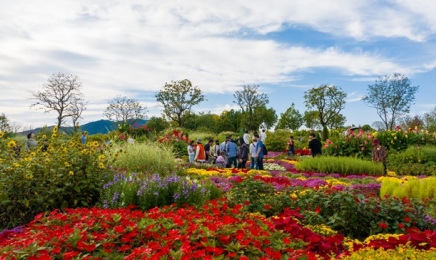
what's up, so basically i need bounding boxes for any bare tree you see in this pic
[9,121,22,134]
[30,73,87,130]
[103,95,147,124]
[65,99,89,134]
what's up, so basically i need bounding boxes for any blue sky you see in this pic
[1,1,436,129]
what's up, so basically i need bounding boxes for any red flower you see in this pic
[398,223,405,229]
[264,205,271,210]
[378,222,388,229]
[314,206,321,214]
[244,200,250,206]
[404,217,411,223]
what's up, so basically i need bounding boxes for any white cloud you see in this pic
[1,1,436,127]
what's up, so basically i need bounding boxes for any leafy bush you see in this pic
[380,177,436,200]
[106,141,176,174]
[0,128,109,230]
[264,129,289,152]
[387,146,436,176]
[100,171,222,210]
[323,130,373,159]
[286,189,432,239]
[296,156,384,175]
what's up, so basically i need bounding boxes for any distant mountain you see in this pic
[21,119,148,135]
[81,119,148,135]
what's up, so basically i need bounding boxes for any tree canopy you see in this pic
[275,103,303,131]
[155,79,205,127]
[233,85,269,131]
[363,73,419,130]
[103,95,147,124]
[30,73,87,130]
[303,85,347,131]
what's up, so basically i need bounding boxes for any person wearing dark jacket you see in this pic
[238,141,249,169]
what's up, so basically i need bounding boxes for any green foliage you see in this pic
[155,79,205,127]
[106,141,176,174]
[423,106,436,133]
[252,105,277,130]
[380,177,436,200]
[100,172,222,210]
[0,113,10,132]
[323,132,373,159]
[233,85,270,131]
[0,128,108,230]
[387,146,436,175]
[264,129,289,152]
[303,85,347,131]
[296,156,384,175]
[275,103,303,131]
[363,73,419,130]
[215,110,242,133]
[146,116,170,134]
[287,189,431,239]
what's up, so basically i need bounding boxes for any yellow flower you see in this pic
[0,131,4,138]
[64,162,71,168]
[25,174,33,180]
[7,140,16,148]
[69,171,74,176]
[98,162,105,169]
[53,125,58,133]
[98,154,105,161]
[42,135,46,139]
[51,134,57,139]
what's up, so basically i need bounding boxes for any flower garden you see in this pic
[2,127,436,259]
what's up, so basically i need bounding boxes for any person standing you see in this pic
[308,133,322,157]
[260,129,267,142]
[226,138,238,168]
[187,140,195,163]
[372,138,387,175]
[249,138,258,169]
[81,131,87,145]
[194,139,206,163]
[243,130,250,146]
[25,132,37,151]
[213,140,220,157]
[253,133,265,170]
[287,136,295,157]
[204,139,213,163]
[238,140,248,169]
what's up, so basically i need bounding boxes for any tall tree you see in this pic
[303,110,321,130]
[303,85,347,132]
[146,116,169,134]
[233,85,269,131]
[0,113,11,132]
[155,79,205,127]
[398,115,424,130]
[371,121,385,131]
[103,95,147,124]
[423,106,436,133]
[30,73,86,130]
[252,105,277,130]
[275,103,303,131]
[215,109,242,133]
[69,99,88,133]
[363,73,419,131]
[326,114,346,129]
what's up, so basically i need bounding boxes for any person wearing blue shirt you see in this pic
[81,131,87,144]
[226,138,238,168]
[253,133,264,170]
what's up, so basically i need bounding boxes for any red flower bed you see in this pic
[0,200,351,259]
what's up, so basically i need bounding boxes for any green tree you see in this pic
[184,112,218,133]
[275,103,303,131]
[0,113,11,132]
[233,85,269,131]
[215,109,242,133]
[423,106,436,133]
[146,116,169,134]
[252,105,277,130]
[326,114,346,129]
[303,85,347,136]
[398,115,424,131]
[30,73,87,130]
[303,110,321,130]
[155,79,205,127]
[103,95,147,125]
[363,73,419,131]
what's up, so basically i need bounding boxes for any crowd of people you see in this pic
[187,129,269,170]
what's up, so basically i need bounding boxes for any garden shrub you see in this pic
[106,141,176,174]
[264,129,289,152]
[387,146,436,175]
[0,128,109,230]
[380,177,436,200]
[100,171,222,210]
[296,156,384,175]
